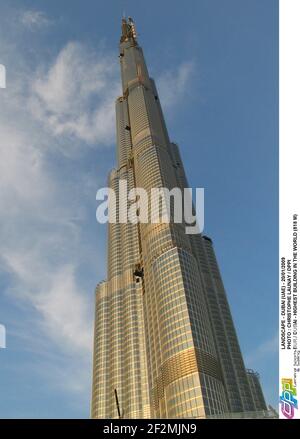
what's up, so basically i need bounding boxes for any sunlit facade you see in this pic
[91,18,266,419]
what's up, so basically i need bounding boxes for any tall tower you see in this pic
[91,17,263,419]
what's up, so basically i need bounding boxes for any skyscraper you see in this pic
[91,17,266,419]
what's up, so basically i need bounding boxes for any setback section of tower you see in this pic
[91,167,150,418]
[169,141,256,413]
[247,369,267,411]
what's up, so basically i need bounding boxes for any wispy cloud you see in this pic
[0,37,115,399]
[157,60,195,109]
[20,10,52,29]
[30,42,120,145]
[3,253,93,354]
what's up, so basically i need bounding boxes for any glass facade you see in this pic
[91,18,266,419]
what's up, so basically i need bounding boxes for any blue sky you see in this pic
[0,0,278,418]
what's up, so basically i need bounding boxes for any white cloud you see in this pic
[20,10,52,29]
[3,250,92,354]
[0,38,115,398]
[157,60,195,109]
[30,42,120,145]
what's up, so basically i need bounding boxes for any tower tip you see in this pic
[120,16,137,43]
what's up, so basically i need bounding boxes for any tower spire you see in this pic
[120,16,137,43]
